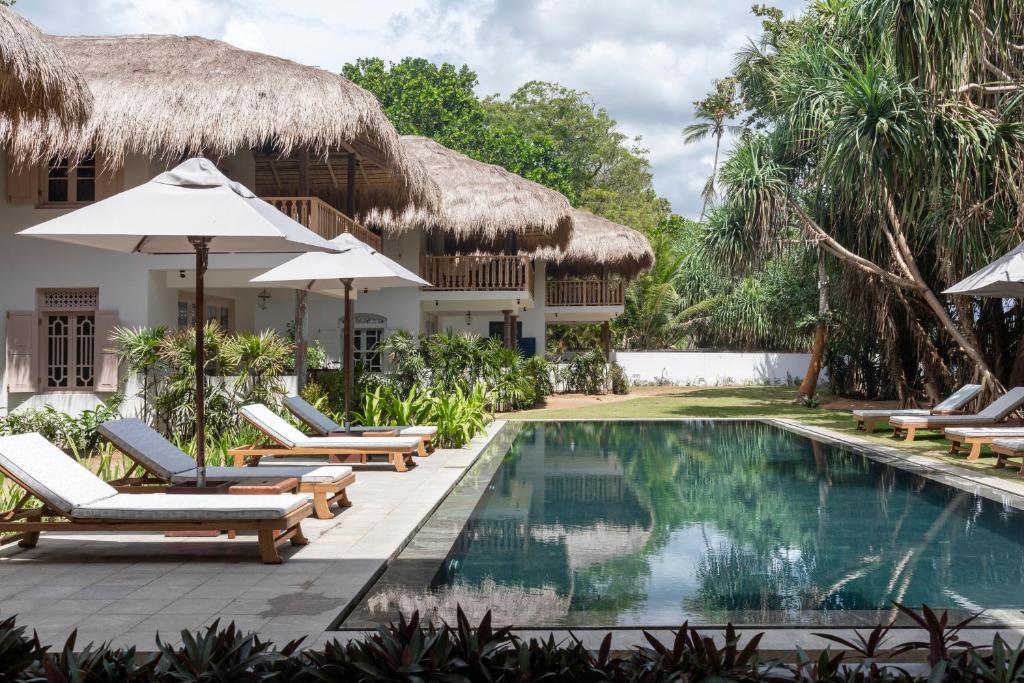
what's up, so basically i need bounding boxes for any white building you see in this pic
[1,35,652,416]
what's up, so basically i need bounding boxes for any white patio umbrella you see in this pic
[944,243,1024,299]
[19,158,340,485]
[251,232,429,428]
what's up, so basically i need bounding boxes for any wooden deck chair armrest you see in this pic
[931,409,965,415]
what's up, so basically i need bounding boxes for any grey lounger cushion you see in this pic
[284,395,438,437]
[100,418,353,484]
[944,427,1024,439]
[890,387,1024,427]
[72,492,312,521]
[99,418,198,479]
[0,433,118,513]
[992,439,1024,453]
[241,404,421,450]
[853,384,982,419]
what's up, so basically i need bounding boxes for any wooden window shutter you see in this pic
[94,155,124,200]
[5,311,38,392]
[6,159,39,205]
[94,310,119,392]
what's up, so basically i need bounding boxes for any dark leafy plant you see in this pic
[36,631,158,683]
[156,620,302,683]
[0,614,44,680]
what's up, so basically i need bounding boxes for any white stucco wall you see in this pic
[615,351,826,386]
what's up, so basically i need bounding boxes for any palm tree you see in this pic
[682,78,742,217]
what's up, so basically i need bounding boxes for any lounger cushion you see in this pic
[283,396,340,434]
[933,384,983,412]
[0,433,117,514]
[169,465,353,485]
[853,409,930,419]
[99,418,197,479]
[889,415,1000,428]
[300,435,422,449]
[71,492,312,521]
[992,439,1024,453]
[977,387,1024,419]
[351,425,438,437]
[240,404,308,448]
[945,427,1024,438]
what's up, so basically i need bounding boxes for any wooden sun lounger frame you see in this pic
[891,417,1004,442]
[945,430,1024,461]
[0,464,312,564]
[109,459,354,521]
[855,409,962,434]
[230,413,418,472]
[992,442,1024,474]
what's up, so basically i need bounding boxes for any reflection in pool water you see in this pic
[345,421,1024,627]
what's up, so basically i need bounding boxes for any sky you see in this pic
[19,0,805,218]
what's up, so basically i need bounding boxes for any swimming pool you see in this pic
[342,421,1024,627]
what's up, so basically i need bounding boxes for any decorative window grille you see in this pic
[40,288,97,390]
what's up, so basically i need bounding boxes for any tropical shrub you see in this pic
[0,604,1014,682]
[563,349,610,394]
[0,396,123,457]
[351,383,489,448]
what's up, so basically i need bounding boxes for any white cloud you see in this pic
[17,0,806,218]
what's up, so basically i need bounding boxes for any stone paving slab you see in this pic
[0,420,508,650]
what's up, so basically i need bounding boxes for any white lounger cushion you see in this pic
[72,492,312,521]
[99,418,198,479]
[993,439,1024,452]
[853,409,930,418]
[170,465,353,485]
[241,404,421,450]
[933,384,983,411]
[284,396,438,438]
[889,414,1002,427]
[0,433,118,513]
[945,427,1024,438]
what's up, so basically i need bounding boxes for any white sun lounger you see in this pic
[233,404,421,471]
[283,395,437,450]
[942,426,1024,460]
[889,387,1024,442]
[851,384,982,433]
[98,418,356,519]
[990,439,1024,473]
[0,433,312,563]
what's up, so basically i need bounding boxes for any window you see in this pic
[44,155,95,204]
[177,293,233,332]
[348,314,386,372]
[39,289,98,390]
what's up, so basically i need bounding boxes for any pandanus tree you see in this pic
[712,0,1024,400]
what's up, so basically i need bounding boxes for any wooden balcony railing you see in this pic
[263,196,381,250]
[546,279,625,306]
[421,255,533,291]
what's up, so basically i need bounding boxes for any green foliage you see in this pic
[0,605,1018,681]
[0,396,122,457]
[113,325,292,443]
[350,383,489,449]
[562,349,612,395]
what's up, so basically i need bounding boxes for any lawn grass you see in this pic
[509,385,1024,484]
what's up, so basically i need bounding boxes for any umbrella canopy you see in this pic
[252,233,429,427]
[943,243,1024,299]
[0,6,92,125]
[251,232,428,293]
[19,158,340,486]
[18,158,339,255]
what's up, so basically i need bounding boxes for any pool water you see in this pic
[344,421,1024,627]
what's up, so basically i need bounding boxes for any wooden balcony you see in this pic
[421,255,533,291]
[546,279,625,307]
[263,196,381,250]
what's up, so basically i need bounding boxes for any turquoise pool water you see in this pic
[344,421,1024,627]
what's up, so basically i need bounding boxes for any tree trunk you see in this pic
[798,248,829,400]
[700,132,723,220]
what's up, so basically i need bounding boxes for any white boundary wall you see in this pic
[615,351,825,387]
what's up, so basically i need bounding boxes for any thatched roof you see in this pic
[2,34,437,211]
[0,7,91,124]
[359,136,572,250]
[540,209,654,278]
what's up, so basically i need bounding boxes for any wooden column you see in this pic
[502,310,513,349]
[346,153,357,218]
[294,147,310,391]
[510,313,519,351]
[600,321,611,361]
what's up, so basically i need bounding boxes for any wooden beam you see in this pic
[269,159,282,193]
[298,147,310,197]
[346,153,357,218]
[325,157,340,189]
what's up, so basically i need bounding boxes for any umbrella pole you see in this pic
[342,278,354,432]
[190,237,211,487]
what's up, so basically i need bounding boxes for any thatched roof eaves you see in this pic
[539,208,654,278]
